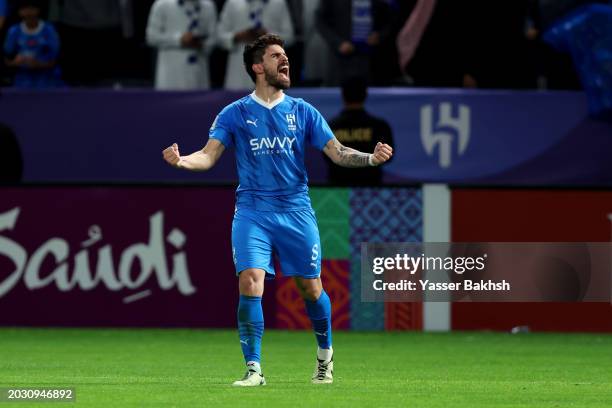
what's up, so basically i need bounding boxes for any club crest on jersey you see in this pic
[286,114,297,131]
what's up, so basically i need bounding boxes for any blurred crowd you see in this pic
[0,0,609,90]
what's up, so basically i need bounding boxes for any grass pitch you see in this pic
[0,328,611,407]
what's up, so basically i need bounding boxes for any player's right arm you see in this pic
[162,139,225,171]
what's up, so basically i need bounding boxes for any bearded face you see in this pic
[260,45,291,90]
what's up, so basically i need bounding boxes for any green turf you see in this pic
[0,329,611,407]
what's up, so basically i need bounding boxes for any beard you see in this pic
[264,66,291,90]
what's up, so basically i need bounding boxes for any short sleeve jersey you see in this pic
[210,92,334,211]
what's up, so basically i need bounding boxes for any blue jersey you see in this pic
[210,92,334,211]
[544,4,612,116]
[0,0,6,18]
[4,21,62,88]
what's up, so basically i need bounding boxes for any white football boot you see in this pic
[232,364,266,387]
[312,355,334,384]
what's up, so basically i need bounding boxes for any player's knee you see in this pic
[239,269,265,296]
[301,285,322,301]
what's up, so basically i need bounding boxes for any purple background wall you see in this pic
[0,88,611,186]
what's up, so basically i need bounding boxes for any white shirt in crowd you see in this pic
[302,0,328,83]
[147,0,217,90]
[217,0,294,90]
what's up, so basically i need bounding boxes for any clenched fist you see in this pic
[163,143,182,168]
[371,142,393,166]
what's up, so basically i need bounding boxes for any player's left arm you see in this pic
[323,137,393,168]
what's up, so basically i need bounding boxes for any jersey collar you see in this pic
[250,91,285,110]
[21,21,45,35]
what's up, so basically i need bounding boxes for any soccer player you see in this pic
[162,34,393,386]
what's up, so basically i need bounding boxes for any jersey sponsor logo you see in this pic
[420,103,471,169]
[246,119,258,127]
[286,114,297,131]
[249,136,296,155]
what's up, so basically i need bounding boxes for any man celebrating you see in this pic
[162,34,393,386]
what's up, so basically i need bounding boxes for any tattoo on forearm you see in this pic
[330,139,370,168]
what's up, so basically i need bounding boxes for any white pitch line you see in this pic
[123,290,153,304]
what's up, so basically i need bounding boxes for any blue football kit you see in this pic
[3,21,62,88]
[210,92,334,279]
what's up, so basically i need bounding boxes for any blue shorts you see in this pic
[231,208,322,279]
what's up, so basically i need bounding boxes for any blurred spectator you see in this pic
[544,3,612,118]
[369,0,403,85]
[217,0,293,90]
[529,0,606,90]
[396,0,436,80]
[3,0,62,88]
[49,0,134,86]
[0,0,6,30]
[285,0,329,86]
[284,0,303,85]
[396,0,470,87]
[325,77,394,185]
[0,123,23,183]
[463,0,536,89]
[147,0,217,90]
[208,0,228,88]
[316,0,393,86]
[0,0,9,86]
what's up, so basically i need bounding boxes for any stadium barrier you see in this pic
[1,88,611,332]
[0,88,610,186]
[0,186,423,330]
[451,188,612,332]
[2,185,611,332]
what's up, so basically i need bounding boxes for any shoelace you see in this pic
[241,369,258,380]
[316,360,329,379]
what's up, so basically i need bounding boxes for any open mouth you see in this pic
[278,65,290,78]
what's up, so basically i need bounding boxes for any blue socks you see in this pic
[237,295,264,365]
[237,291,332,368]
[304,290,333,350]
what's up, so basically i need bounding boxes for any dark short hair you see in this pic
[18,0,42,10]
[243,34,285,83]
[341,77,368,104]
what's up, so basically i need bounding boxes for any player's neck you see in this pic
[254,85,284,106]
[23,19,41,31]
